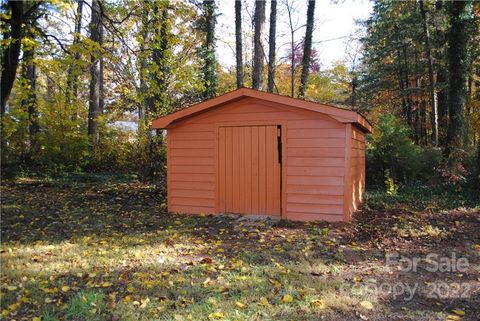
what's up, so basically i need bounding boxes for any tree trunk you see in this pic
[147,4,169,116]
[433,0,448,147]
[21,47,39,158]
[87,0,102,145]
[476,142,480,188]
[298,0,315,98]
[66,0,84,105]
[235,0,243,88]
[419,0,438,146]
[138,1,149,131]
[421,100,428,146]
[437,67,448,145]
[252,0,266,90]
[414,103,420,144]
[464,73,473,147]
[351,74,357,109]
[267,0,277,93]
[99,21,105,113]
[445,1,472,155]
[396,46,407,118]
[402,44,413,126]
[202,0,217,99]
[1,1,24,114]
[286,0,295,97]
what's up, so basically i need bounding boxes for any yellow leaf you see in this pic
[282,294,293,303]
[145,280,154,289]
[101,281,112,287]
[235,301,246,309]
[127,285,134,293]
[360,300,374,310]
[451,309,465,316]
[446,316,462,321]
[124,295,131,303]
[32,317,41,321]
[208,311,224,319]
[8,302,21,311]
[140,297,150,309]
[6,285,17,291]
[310,299,326,309]
[259,297,269,305]
[61,286,70,292]
[207,297,217,306]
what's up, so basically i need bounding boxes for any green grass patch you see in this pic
[364,183,480,211]
[1,177,478,320]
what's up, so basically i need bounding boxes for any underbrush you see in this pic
[364,183,480,211]
[10,171,140,186]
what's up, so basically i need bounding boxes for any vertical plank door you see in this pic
[219,126,281,216]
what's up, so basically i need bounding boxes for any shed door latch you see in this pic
[277,125,282,164]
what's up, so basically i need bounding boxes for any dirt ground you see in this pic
[1,177,479,320]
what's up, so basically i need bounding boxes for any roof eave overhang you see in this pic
[152,88,372,133]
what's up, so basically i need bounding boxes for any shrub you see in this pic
[91,119,138,172]
[366,114,442,185]
[132,130,167,180]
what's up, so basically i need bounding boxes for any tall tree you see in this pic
[298,0,315,98]
[66,0,84,105]
[200,0,218,99]
[252,0,266,90]
[99,17,105,113]
[432,0,449,146]
[1,1,43,114]
[445,1,473,154]
[267,0,277,93]
[419,0,439,146]
[235,0,243,88]
[285,0,296,97]
[87,0,103,144]
[149,4,170,115]
[21,42,39,157]
[137,1,150,130]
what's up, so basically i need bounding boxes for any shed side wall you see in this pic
[347,125,366,219]
[167,97,347,221]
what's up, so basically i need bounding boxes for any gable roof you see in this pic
[152,88,372,133]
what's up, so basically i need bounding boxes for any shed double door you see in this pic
[218,125,281,216]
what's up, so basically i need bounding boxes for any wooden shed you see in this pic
[152,88,372,222]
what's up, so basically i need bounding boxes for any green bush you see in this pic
[366,114,442,185]
[90,120,137,172]
[132,130,167,180]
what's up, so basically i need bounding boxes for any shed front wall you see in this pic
[166,96,349,222]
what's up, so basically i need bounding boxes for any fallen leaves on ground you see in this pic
[1,177,479,320]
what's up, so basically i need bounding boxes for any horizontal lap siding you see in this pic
[169,128,216,214]
[167,97,347,221]
[286,114,345,222]
[348,126,366,218]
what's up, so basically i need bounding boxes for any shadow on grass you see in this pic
[1,177,479,320]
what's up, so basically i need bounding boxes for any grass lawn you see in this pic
[1,175,479,320]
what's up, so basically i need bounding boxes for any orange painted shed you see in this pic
[152,88,372,222]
